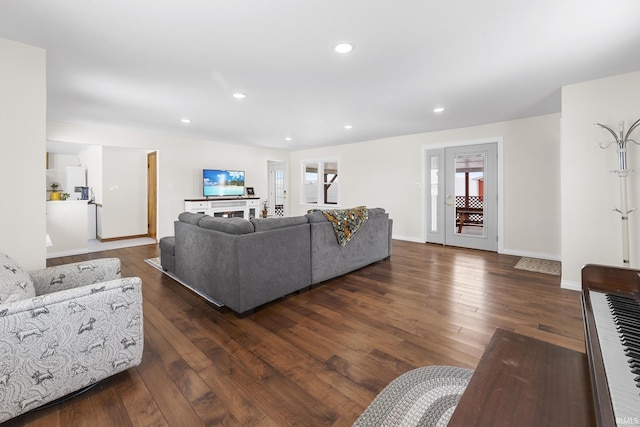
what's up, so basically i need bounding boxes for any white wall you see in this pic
[47,153,80,170]
[79,145,103,202]
[46,121,290,239]
[290,114,561,259]
[0,38,46,270]
[48,146,146,242]
[561,71,640,288]
[3,30,632,278]
[47,114,561,259]
[101,146,148,239]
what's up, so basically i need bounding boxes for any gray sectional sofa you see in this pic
[307,208,393,284]
[160,208,392,316]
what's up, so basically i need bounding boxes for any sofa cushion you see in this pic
[0,252,36,304]
[251,216,308,232]
[199,216,255,234]
[179,212,206,225]
[159,236,176,255]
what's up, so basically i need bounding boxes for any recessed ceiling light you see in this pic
[284,137,293,141]
[232,92,247,99]
[181,118,192,124]
[344,124,353,130]
[433,107,445,113]
[334,42,355,54]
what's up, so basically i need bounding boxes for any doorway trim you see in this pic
[421,137,504,252]
[147,151,158,240]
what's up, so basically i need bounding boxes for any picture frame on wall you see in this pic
[246,187,255,196]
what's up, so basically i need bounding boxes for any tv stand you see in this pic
[184,197,260,220]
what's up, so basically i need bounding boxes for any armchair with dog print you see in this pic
[0,253,143,422]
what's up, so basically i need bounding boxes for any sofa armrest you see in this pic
[0,276,143,422]
[28,258,121,296]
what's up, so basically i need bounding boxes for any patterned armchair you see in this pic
[0,253,143,423]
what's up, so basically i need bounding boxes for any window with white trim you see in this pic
[302,159,339,206]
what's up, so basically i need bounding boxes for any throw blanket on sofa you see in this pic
[311,206,368,246]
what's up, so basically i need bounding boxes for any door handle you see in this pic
[446,195,454,206]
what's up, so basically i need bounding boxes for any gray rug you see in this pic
[514,257,561,275]
[144,257,163,270]
[144,257,224,307]
[352,366,473,427]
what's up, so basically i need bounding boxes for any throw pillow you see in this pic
[0,252,36,304]
[178,212,206,225]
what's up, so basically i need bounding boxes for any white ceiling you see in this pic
[2,1,640,150]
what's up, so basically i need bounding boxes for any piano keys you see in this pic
[588,291,640,423]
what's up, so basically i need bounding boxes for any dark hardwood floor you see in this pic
[5,240,585,426]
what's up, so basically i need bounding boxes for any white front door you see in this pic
[426,142,498,251]
[267,161,287,216]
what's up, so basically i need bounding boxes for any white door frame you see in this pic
[267,160,288,216]
[421,137,504,253]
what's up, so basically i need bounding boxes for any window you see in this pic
[302,159,339,205]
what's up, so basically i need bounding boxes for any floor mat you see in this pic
[352,366,473,427]
[514,257,561,276]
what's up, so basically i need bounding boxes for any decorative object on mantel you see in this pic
[261,199,269,218]
[595,118,640,267]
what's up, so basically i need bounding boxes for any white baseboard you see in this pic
[561,279,581,291]
[46,248,89,259]
[392,238,575,290]
[392,235,424,243]
[391,239,563,263]
[499,248,561,261]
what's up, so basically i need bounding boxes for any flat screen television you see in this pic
[203,169,245,197]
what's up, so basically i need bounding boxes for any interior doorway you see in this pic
[425,141,499,251]
[267,161,287,216]
[147,151,157,239]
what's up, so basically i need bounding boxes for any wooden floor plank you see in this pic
[6,240,588,426]
[115,369,169,427]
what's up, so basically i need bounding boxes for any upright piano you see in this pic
[581,264,640,426]
[448,264,640,426]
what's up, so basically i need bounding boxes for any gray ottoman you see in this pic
[352,365,473,427]
[159,236,175,273]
